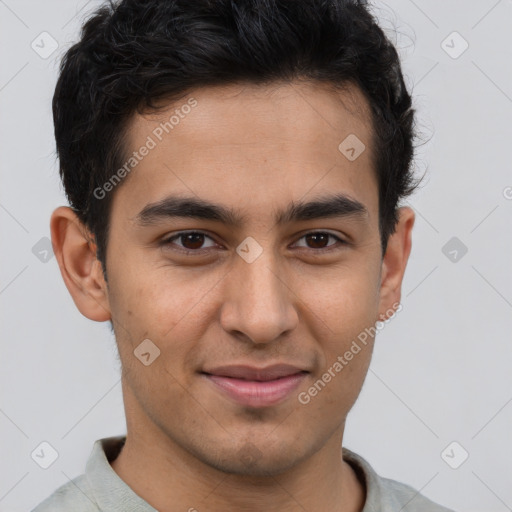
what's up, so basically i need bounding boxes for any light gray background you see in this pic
[1,1,511,511]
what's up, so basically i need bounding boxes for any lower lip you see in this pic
[203,372,308,408]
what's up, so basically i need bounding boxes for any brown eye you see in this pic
[179,232,206,250]
[161,231,218,253]
[294,232,345,251]
[305,232,330,249]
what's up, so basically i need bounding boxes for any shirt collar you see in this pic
[85,436,157,512]
[342,446,383,512]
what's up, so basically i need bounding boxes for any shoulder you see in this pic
[31,473,98,512]
[342,447,456,512]
[377,474,456,512]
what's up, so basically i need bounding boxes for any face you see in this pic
[63,80,411,475]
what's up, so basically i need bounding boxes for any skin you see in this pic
[50,80,414,512]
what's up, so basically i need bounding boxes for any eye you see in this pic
[160,231,219,253]
[160,230,347,255]
[293,231,346,251]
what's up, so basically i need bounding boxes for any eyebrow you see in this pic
[134,193,369,228]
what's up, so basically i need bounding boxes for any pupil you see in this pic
[307,233,328,248]
[183,233,204,249]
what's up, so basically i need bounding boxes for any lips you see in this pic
[202,363,307,381]
[201,363,309,407]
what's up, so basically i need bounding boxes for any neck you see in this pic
[111,385,366,512]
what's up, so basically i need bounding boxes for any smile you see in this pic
[202,372,308,408]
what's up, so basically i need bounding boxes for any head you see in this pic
[51,0,420,475]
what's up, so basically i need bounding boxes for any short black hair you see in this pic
[53,0,422,277]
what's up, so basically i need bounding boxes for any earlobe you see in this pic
[377,206,415,321]
[50,206,112,322]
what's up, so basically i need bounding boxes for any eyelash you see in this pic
[159,230,347,255]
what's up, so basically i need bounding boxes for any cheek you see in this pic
[106,268,206,415]
[296,355,370,437]
[295,262,379,400]
[295,274,378,418]
[107,261,226,378]
[297,260,381,340]
[109,258,218,331]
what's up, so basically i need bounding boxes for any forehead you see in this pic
[111,80,378,227]
[133,80,373,153]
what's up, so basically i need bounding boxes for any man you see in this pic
[33,0,455,510]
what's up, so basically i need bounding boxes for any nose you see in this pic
[219,250,299,345]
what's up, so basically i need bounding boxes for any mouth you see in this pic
[200,364,309,408]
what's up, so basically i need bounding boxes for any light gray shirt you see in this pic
[31,435,456,512]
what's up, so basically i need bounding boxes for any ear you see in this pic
[50,206,111,322]
[377,206,415,321]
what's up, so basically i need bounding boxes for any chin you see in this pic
[200,438,309,477]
